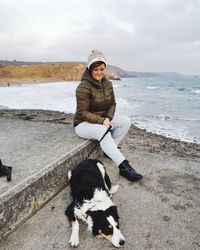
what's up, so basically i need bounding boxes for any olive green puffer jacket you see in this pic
[73,68,116,126]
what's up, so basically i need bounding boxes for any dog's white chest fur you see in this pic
[74,188,114,222]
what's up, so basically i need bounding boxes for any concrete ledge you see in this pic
[0,115,101,241]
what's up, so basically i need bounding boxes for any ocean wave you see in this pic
[131,116,200,144]
[122,85,132,88]
[175,117,200,122]
[114,84,132,88]
[157,115,200,122]
[191,89,200,94]
[177,87,191,92]
[131,114,200,122]
[177,87,200,95]
[132,121,200,144]
[117,98,140,110]
[146,86,159,90]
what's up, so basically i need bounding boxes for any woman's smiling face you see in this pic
[91,63,106,82]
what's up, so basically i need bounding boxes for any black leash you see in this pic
[86,126,112,159]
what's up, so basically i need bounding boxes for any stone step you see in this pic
[0,116,101,241]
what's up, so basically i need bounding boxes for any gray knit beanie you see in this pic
[87,49,107,69]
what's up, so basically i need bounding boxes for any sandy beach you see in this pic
[0,79,70,87]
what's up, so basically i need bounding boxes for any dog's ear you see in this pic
[107,206,120,220]
[86,210,102,236]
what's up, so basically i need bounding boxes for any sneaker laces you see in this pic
[123,161,136,173]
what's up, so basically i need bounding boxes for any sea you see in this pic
[0,75,200,144]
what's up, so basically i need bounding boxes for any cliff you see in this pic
[0,62,86,83]
[0,60,182,84]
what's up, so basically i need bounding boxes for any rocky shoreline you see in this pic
[1,109,200,160]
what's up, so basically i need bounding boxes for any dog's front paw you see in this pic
[110,184,119,195]
[69,234,79,247]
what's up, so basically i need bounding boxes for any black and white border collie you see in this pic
[65,159,125,247]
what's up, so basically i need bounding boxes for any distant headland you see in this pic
[0,60,182,85]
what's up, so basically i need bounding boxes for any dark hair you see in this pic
[89,61,106,72]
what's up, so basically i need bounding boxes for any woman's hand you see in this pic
[103,118,113,128]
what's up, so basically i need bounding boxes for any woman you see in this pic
[74,49,143,182]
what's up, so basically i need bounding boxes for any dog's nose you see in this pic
[119,240,125,246]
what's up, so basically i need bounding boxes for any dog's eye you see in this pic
[103,226,113,235]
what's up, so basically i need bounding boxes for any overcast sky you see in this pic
[0,0,200,75]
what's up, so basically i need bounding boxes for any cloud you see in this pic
[0,0,200,74]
